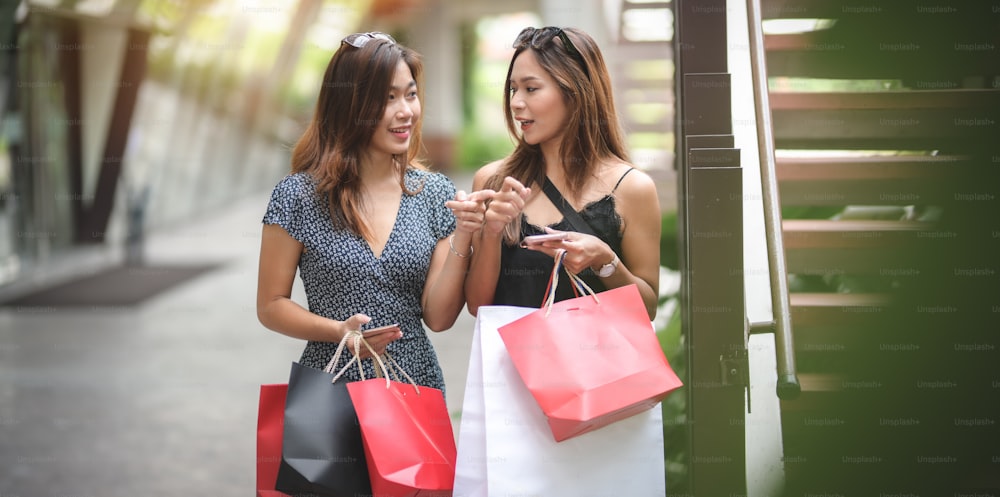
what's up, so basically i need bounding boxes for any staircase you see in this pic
[758,1,1000,494]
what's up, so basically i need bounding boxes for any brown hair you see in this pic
[290,37,426,239]
[488,27,629,242]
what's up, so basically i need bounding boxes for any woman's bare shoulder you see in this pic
[472,159,506,189]
[602,161,653,192]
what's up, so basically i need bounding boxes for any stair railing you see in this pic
[745,0,800,400]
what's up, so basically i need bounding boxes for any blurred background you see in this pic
[0,1,678,495]
[0,0,676,285]
[6,1,997,495]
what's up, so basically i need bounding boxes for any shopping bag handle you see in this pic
[342,346,422,394]
[323,330,361,377]
[541,250,600,316]
[321,330,423,394]
[330,333,399,390]
[377,352,421,394]
[323,330,387,383]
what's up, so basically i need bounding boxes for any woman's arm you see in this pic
[463,165,531,316]
[596,169,661,318]
[256,223,399,356]
[464,164,501,317]
[422,189,489,331]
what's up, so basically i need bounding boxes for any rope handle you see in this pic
[323,330,389,384]
[320,329,421,394]
[541,250,601,316]
[323,330,362,378]
[380,352,421,394]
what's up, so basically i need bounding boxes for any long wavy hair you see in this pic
[486,27,629,243]
[290,37,426,240]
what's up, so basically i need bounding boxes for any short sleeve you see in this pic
[262,173,312,242]
[419,171,457,240]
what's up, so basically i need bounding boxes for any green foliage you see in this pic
[658,302,687,494]
[660,210,678,270]
[657,209,686,491]
[781,205,843,220]
[455,127,513,172]
[629,132,674,150]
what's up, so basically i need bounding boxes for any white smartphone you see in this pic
[363,324,400,337]
[522,232,570,245]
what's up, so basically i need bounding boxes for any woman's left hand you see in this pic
[446,190,489,234]
[523,228,616,275]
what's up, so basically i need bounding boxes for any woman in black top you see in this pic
[465,26,661,319]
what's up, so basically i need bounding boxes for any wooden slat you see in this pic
[761,2,1000,78]
[761,1,841,19]
[764,31,831,51]
[776,154,973,206]
[786,247,909,275]
[790,292,891,307]
[789,292,894,326]
[764,31,997,57]
[764,1,901,18]
[789,292,894,320]
[783,221,934,274]
[769,91,1000,149]
[769,90,1000,111]
[761,0,983,19]
[790,372,843,393]
[777,154,968,181]
[790,293,893,356]
[771,111,1000,151]
[763,30,1000,78]
[765,49,999,80]
[779,372,922,415]
[783,220,929,248]
[780,180,950,206]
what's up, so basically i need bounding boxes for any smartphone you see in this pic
[522,232,570,245]
[363,324,400,337]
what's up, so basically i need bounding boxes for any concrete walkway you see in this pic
[0,178,477,496]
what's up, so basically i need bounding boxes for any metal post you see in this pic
[675,0,748,493]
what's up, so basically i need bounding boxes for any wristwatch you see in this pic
[595,254,620,278]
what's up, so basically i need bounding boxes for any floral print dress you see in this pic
[262,168,456,393]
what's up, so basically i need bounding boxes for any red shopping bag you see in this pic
[346,356,457,497]
[256,384,292,497]
[498,253,683,442]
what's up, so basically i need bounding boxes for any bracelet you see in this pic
[448,234,473,258]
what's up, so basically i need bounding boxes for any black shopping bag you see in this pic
[275,361,371,497]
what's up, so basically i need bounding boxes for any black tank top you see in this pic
[493,169,633,308]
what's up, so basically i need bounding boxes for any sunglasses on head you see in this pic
[513,26,588,77]
[342,31,396,49]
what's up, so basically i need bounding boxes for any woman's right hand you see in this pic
[339,314,401,359]
[483,176,531,235]
[445,190,490,235]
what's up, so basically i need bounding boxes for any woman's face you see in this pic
[369,59,420,159]
[508,50,569,148]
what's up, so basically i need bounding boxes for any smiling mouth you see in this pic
[389,127,409,134]
[518,120,534,128]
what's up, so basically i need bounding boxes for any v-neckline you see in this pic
[364,191,404,260]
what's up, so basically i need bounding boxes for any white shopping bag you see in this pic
[454,306,667,496]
